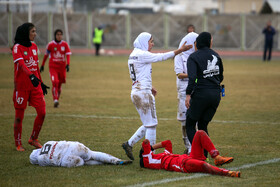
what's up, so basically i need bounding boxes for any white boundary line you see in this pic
[127,158,280,187]
[1,113,279,125]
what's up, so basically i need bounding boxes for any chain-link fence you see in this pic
[0,12,279,50]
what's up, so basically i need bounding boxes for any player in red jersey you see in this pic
[40,29,71,107]
[12,22,49,152]
[139,130,241,177]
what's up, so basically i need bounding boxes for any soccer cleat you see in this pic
[214,155,234,166]
[28,139,42,149]
[227,171,241,178]
[54,100,59,108]
[122,141,134,160]
[116,160,133,165]
[16,145,25,152]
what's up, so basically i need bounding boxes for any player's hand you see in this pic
[180,41,192,52]
[66,64,70,72]
[143,139,150,144]
[40,66,44,72]
[29,74,40,87]
[151,87,157,97]
[185,94,191,109]
[41,82,50,95]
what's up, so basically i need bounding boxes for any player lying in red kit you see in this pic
[139,130,240,177]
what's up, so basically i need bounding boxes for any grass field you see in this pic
[0,54,280,186]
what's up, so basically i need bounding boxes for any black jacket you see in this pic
[186,47,223,95]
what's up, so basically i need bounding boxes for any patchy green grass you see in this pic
[0,54,280,186]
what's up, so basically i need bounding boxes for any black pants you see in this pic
[95,43,101,56]
[263,40,273,61]
[185,89,221,157]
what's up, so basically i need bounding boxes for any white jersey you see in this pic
[128,48,174,91]
[174,32,198,93]
[34,141,88,167]
[174,53,189,93]
[128,32,174,92]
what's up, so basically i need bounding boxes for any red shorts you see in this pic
[13,86,45,109]
[49,66,66,84]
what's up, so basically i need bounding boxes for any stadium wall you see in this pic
[0,12,279,51]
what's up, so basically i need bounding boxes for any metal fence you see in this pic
[0,12,279,50]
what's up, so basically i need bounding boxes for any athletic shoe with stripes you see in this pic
[116,160,133,165]
[227,171,241,178]
[16,145,25,152]
[28,139,42,149]
[214,155,234,166]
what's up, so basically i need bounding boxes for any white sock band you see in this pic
[145,126,156,146]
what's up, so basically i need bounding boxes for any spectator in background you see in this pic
[187,24,195,33]
[93,26,105,56]
[40,29,71,108]
[262,21,275,61]
[12,22,49,151]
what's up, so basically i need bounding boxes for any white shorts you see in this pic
[131,90,158,127]
[60,142,90,167]
[177,91,187,121]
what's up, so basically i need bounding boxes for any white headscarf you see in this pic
[133,32,152,51]
[178,32,198,56]
[30,149,41,165]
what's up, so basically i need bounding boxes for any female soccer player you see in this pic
[40,29,71,107]
[140,130,240,177]
[12,22,49,151]
[122,32,192,160]
[174,31,198,154]
[30,141,132,167]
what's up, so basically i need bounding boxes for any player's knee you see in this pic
[180,120,186,127]
[52,81,59,87]
[36,107,46,120]
[196,130,206,135]
[62,156,84,167]
[15,117,22,124]
[144,124,157,128]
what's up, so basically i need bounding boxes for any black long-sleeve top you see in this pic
[186,47,223,95]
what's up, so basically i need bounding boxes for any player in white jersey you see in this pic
[30,141,132,167]
[122,32,192,160]
[174,32,198,154]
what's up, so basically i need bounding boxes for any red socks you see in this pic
[30,106,46,140]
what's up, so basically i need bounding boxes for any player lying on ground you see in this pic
[139,130,240,177]
[30,141,132,167]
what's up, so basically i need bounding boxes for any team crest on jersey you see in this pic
[54,47,57,51]
[24,51,27,56]
[32,49,37,55]
[61,46,65,51]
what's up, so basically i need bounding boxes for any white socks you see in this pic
[145,126,156,146]
[90,151,120,164]
[128,125,146,147]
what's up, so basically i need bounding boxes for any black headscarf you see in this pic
[196,32,212,49]
[14,22,35,47]
[54,29,63,43]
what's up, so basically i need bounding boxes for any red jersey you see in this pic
[13,43,41,91]
[43,40,71,69]
[142,140,190,172]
